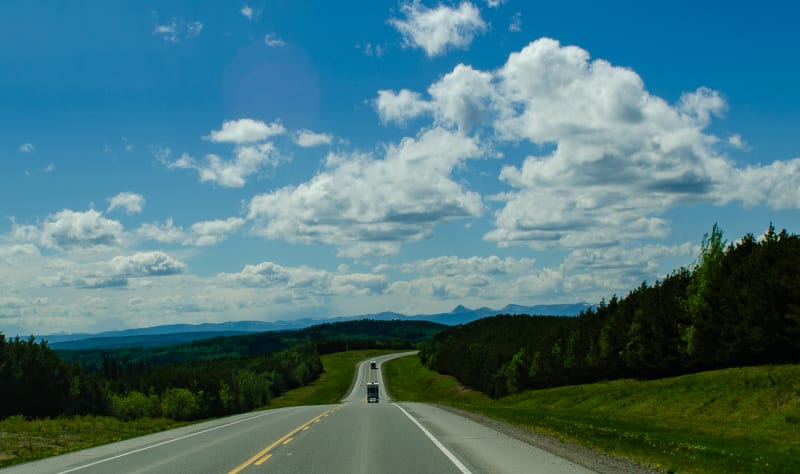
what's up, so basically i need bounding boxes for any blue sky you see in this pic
[2,1,799,335]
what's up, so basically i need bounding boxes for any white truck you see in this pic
[367,382,379,403]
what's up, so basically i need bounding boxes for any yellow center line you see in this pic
[253,454,271,466]
[227,407,340,474]
[282,437,294,445]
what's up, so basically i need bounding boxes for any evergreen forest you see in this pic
[0,320,443,421]
[420,224,800,397]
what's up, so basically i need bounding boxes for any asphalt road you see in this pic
[3,352,594,473]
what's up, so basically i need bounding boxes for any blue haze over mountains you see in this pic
[40,303,592,350]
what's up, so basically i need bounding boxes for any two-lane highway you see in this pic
[2,352,595,473]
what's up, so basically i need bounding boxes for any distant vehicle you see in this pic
[370,360,377,369]
[367,382,379,403]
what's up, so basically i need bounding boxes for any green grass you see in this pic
[383,355,800,473]
[0,415,188,468]
[0,349,394,468]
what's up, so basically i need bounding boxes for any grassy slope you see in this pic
[383,355,800,473]
[0,349,394,468]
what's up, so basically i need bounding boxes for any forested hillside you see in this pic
[1,319,444,421]
[421,225,800,397]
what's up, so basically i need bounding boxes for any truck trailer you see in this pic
[367,382,379,403]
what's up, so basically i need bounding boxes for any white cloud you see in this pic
[19,143,34,153]
[163,121,288,187]
[107,192,145,214]
[205,119,286,143]
[241,5,259,20]
[136,217,245,246]
[136,218,185,245]
[390,1,487,57]
[189,217,246,246]
[109,251,186,278]
[375,89,432,125]
[401,255,536,276]
[248,127,484,257]
[377,37,800,250]
[264,33,286,47]
[13,209,123,250]
[727,133,749,150]
[152,15,203,43]
[152,21,179,42]
[43,251,186,289]
[486,0,506,7]
[294,130,333,147]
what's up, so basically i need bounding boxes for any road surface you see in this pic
[2,352,594,473]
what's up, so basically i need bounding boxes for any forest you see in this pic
[0,320,444,421]
[421,224,800,397]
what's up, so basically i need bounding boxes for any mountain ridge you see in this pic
[39,303,593,349]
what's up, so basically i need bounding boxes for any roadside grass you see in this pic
[383,355,800,473]
[0,415,187,468]
[0,349,394,468]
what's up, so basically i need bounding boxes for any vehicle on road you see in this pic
[367,382,379,403]
[370,360,377,369]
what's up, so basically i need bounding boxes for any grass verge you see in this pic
[383,355,800,473]
[0,349,394,468]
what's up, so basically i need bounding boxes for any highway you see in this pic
[2,352,594,473]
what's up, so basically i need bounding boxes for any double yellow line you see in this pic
[228,406,342,474]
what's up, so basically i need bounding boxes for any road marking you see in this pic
[254,454,272,466]
[57,408,295,474]
[227,406,339,474]
[394,404,472,474]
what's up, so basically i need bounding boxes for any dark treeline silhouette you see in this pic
[1,320,445,421]
[421,224,800,398]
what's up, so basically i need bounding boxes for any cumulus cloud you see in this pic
[294,130,333,147]
[136,217,245,246]
[13,209,123,250]
[390,1,487,57]
[377,37,800,250]
[189,218,246,246]
[247,127,484,257]
[205,118,286,143]
[400,255,535,276]
[19,143,34,153]
[217,261,387,305]
[107,192,145,214]
[173,119,290,187]
[109,251,187,278]
[376,89,432,125]
[43,251,187,289]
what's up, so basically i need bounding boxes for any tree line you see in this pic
[1,320,445,421]
[421,224,800,398]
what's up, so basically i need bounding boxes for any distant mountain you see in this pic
[42,303,593,350]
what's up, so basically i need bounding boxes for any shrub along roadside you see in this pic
[383,354,800,473]
[0,349,396,468]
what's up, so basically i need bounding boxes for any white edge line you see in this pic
[394,403,472,474]
[57,407,296,474]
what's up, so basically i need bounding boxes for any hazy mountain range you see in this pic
[40,303,592,350]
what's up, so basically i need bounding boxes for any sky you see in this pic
[2,1,799,336]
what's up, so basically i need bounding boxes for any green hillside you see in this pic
[384,354,800,473]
